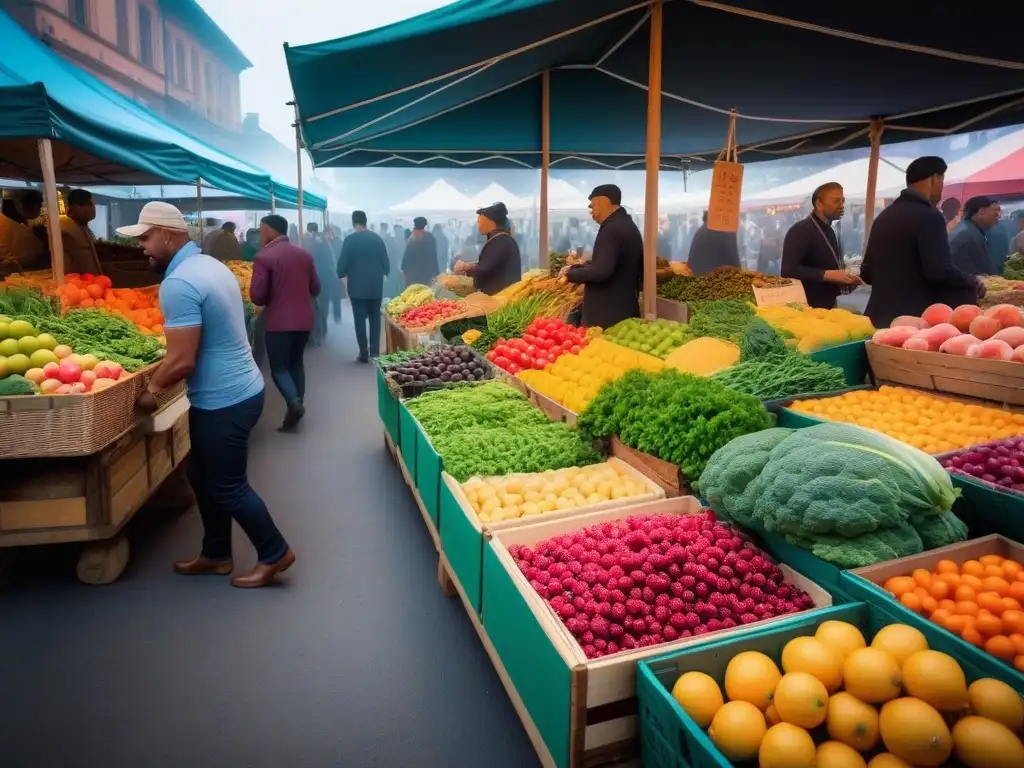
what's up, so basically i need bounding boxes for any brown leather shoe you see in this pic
[230,549,296,588]
[173,555,233,575]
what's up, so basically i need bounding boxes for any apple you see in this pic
[42,361,60,378]
[56,384,73,394]
[53,344,73,359]
[78,353,99,371]
[24,367,46,385]
[69,382,87,394]
[57,361,82,384]
[39,378,62,394]
[93,362,114,380]
[79,370,97,389]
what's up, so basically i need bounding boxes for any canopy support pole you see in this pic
[196,179,204,242]
[290,101,305,248]
[863,118,885,242]
[540,69,551,269]
[38,139,64,285]
[642,0,664,318]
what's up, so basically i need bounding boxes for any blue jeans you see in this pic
[187,391,289,565]
[265,330,310,407]
[351,297,382,359]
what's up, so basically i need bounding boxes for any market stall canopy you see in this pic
[0,10,321,210]
[82,184,322,212]
[914,129,1024,201]
[284,0,1024,170]
[744,156,915,208]
[390,179,476,213]
[471,182,531,211]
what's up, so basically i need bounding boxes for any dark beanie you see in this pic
[588,184,622,205]
[413,216,428,230]
[964,196,995,219]
[476,201,509,224]
[906,156,947,185]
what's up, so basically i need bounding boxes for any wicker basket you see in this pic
[0,364,185,459]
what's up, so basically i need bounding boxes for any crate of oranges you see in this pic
[841,535,1024,689]
[57,273,164,336]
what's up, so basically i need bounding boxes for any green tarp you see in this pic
[285,0,1024,169]
[0,10,324,210]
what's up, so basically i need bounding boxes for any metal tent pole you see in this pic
[642,0,664,318]
[863,118,885,242]
[38,139,65,285]
[540,69,551,269]
[289,100,305,248]
[196,178,204,242]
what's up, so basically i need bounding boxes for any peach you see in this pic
[39,378,62,394]
[874,326,919,346]
[969,314,1002,341]
[978,339,1014,361]
[950,304,984,333]
[922,303,953,326]
[984,303,1023,328]
[903,335,931,351]
[940,334,980,355]
[991,326,1024,348]
[920,323,961,349]
[1013,345,1024,363]
[892,315,929,329]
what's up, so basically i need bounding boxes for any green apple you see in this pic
[17,336,40,356]
[5,353,30,375]
[29,349,58,368]
[35,333,57,351]
[7,320,36,338]
[0,338,18,357]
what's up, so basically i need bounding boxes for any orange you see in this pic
[935,559,959,574]
[930,609,952,628]
[955,600,979,617]
[913,586,929,601]
[1003,561,1023,580]
[1009,633,1024,655]
[985,564,1008,578]
[985,635,1017,661]
[919,595,937,615]
[978,592,1004,613]
[911,568,932,588]
[900,593,923,613]
[962,627,985,647]
[961,574,983,590]
[975,612,1004,637]
[1008,581,1024,602]
[885,576,916,596]
[954,585,977,602]
[944,615,969,634]
[938,572,961,588]
[1003,610,1024,635]
[938,599,957,613]
[1001,597,1022,614]
[982,576,1011,596]
[928,581,950,600]
[980,554,1006,567]
[1016,656,1024,673]
[962,560,985,577]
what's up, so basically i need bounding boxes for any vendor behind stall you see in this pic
[60,189,102,276]
[560,184,643,329]
[0,189,45,270]
[455,202,521,294]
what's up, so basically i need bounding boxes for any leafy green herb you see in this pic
[711,352,847,400]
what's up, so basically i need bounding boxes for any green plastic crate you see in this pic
[415,425,443,528]
[376,367,400,445]
[398,402,418,479]
[439,474,484,616]
[809,340,868,386]
[755,530,844,593]
[840,570,1024,691]
[638,600,1002,768]
[948,474,1024,544]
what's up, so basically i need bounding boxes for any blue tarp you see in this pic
[285,0,1024,170]
[0,10,325,210]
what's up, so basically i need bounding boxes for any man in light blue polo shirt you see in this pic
[121,202,295,589]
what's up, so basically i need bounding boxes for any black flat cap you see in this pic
[476,201,509,223]
[588,184,622,205]
[906,156,947,185]
[964,196,996,219]
[413,216,428,229]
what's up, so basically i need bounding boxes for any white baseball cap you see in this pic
[116,201,188,237]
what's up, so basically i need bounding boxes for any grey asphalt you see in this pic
[0,311,539,768]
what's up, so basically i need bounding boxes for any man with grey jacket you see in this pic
[949,196,1001,275]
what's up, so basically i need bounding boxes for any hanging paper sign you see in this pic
[752,281,808,308]
[707,111,744,233]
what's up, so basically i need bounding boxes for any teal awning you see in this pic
[0,10,323,210]
[285,0,1024,169]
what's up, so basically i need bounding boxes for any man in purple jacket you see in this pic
[250,215,321,431]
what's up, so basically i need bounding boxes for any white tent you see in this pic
[745,156,915,207]
[548,178,590,212]
[471,182,531,212]
[944,128,1024,183]
[390,179,476,214]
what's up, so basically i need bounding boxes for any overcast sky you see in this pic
[197,0,452,148]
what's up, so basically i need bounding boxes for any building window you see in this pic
[175,39,186,86]
[115,0,129,52]
[191,49,200,95]
[138,4,153,67]
[68,0,88,27]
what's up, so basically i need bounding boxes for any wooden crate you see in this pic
[527,387,578,426]
[866,341,1024,405]
[439,459,666,617]
[0,429,155,546]
[482,498,832,768]
[171,411,191,465]
[608,437,687,498]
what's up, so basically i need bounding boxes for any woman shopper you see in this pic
[120,202,294,588]
[250,214,322,431]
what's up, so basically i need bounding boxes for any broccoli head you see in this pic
[698,427,793,528]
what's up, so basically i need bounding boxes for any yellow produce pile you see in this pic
[671,618,1024,768]
[664,337,740,376]
[516,337,663,414]
[1,271,56,293]
[757,305,874,353]
[461,461,653,523]
[790,386,1024,453]
[496,271,577,303]
[225,260,253,303]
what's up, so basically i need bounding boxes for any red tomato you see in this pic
[561,340,574,351]
[570,345,581,354]
[507,362,522,374]
[525,345,539,356]
[486,350,497,362]
[535,357,550,369]
[495,355,511,369]
[536,329,549,340]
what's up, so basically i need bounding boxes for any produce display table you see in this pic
[0,394,191,584]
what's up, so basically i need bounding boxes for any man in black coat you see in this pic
[861,156,984,328]
[781,182,861,308]
[400,216,439,287]
[561,184,642,328]
[455,202,522,294]
[686,210,741,276]
[949,195,1001,276]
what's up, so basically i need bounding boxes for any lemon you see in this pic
[966,678,1023,731]
[35,332,57,350]
[707,701,766,762]
[5,353,30,375]
[670,672,723,728]
[781,636,843,692]
[816,740,867,768]
[758,723,815,768]
[0,338,18,356]
[0,321,9,340]
[871,624,928,667]
[724,651,782,711]
[773,672,828,729]
[814,620,867,661]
